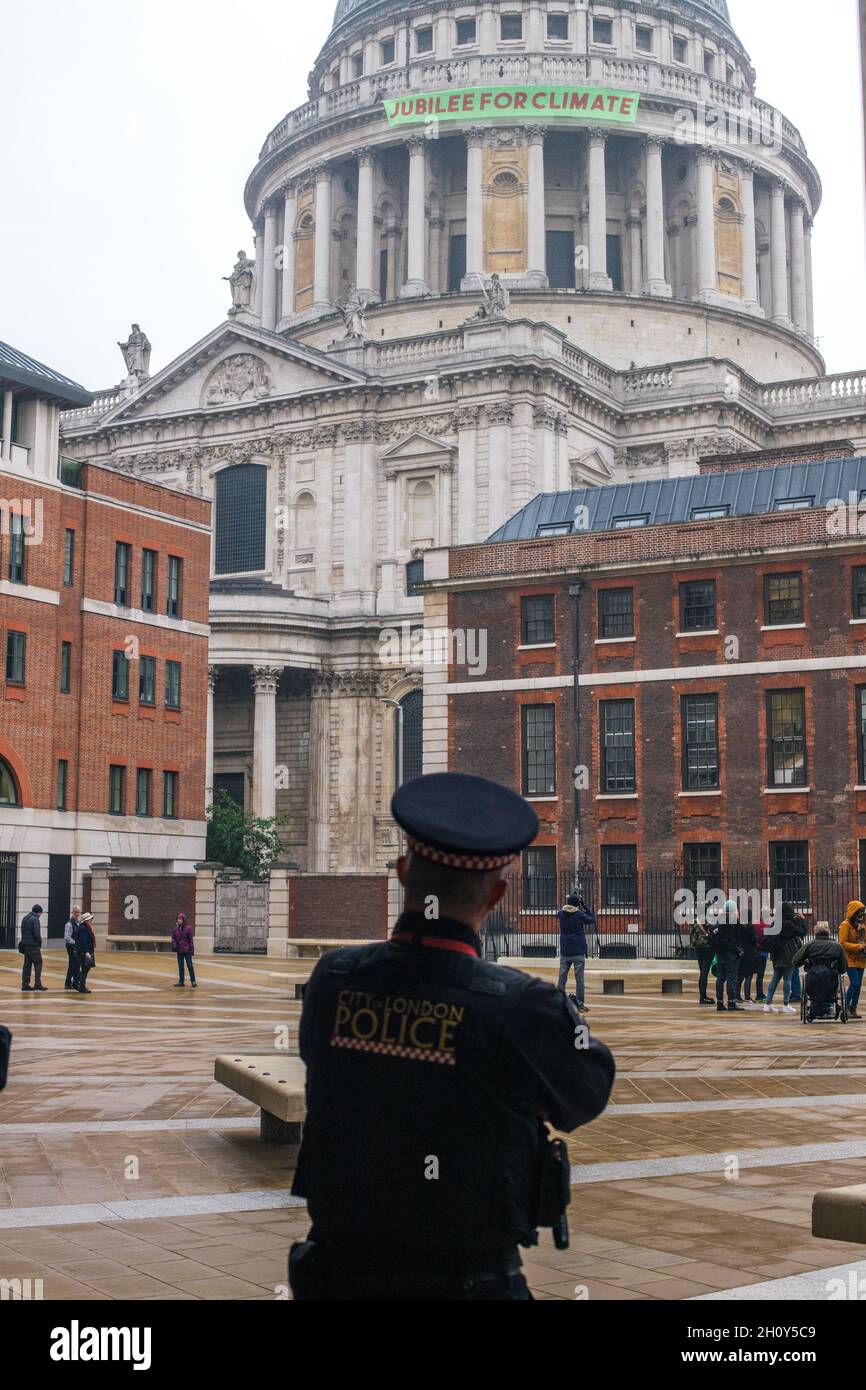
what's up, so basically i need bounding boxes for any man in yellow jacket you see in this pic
[840,901,866,1019]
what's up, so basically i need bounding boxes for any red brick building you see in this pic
[0,342,211,946]
[422,450,866,925]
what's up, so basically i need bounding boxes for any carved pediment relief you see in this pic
[203,354,272,407]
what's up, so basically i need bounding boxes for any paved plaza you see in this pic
[2,949,866,1301]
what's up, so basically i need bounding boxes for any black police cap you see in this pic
[391,773,539,871]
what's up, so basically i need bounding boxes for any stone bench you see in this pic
[215,1053,306,1144]
[284,938,379,960]
[106,935,173,952]
[267,972,310,1000]
[601,972,687,995]
[812,1185,866,1244]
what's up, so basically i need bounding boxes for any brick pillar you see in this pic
[194,862,223,956]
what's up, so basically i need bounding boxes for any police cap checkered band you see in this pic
[392,772,539,873]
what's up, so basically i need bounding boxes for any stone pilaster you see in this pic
[355,150,377,301]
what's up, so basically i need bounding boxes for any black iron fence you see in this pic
[482,867,865,962]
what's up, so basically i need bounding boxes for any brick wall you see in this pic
[290,875,390,939]
[444,545,866,880]
[699,440,856,475]
[81,873,196,938]
[0,460,210,820]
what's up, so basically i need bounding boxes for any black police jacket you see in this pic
[292,912,615,1260]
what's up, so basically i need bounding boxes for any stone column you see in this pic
[758,236,772,316]
[643,137,671,296]
[254,224,264,320]
[464,128,485,285]
[804,217,815,341]
[280,182,297,322]
[667,221,680,298]
[308,673,332,873]
[402,138,429,296]
[789,198,808,334]
[696,149,717,301]
[206,666,218,809]
[355,149,377,301]
[252,666,280,820]
[527,128,548,287]
[331,672,379,873]
[260,200,279,331]
[770,180,791,327]
[587,130,612,290]
[313,165,333,311]
[739,161,761,313]
[627,215,642,293]
[454,405,480,544]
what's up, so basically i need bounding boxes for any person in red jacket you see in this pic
[171,912,197,989]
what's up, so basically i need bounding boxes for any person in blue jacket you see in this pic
[557,893,595,1011]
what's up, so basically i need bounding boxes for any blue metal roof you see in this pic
[487,457,866,542]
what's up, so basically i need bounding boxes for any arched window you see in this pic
[295,491,316,552]
[214,464,267,575]
[409,478,436,545]
[0,757,20,806]
[399,690,423,786]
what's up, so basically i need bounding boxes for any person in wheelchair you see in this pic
[793,927,848,1020]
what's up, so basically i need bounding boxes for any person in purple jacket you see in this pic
[557,893,595,1012]
[171,912,197,989]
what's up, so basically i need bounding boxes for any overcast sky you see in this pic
[1,0,862,387]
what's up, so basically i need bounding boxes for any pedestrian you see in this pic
[0,1023,10,1091]
[709,899,743,1012]
[73,913,96,994]
[793,926,848,1020]
[736,914,763,1003]
[764,901,806,1014]
[839,900,866,1019]
[171,912,197,989]
[556,891,594,1012]
[64,905,82,991]
[19,905,46,992]
[288,772,615,1301]
[689,913,714,1005]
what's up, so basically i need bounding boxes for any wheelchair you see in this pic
[800,967,848,1024]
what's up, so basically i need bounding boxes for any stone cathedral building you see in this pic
[61,0,866,885]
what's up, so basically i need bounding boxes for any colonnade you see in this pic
[253,129,814,337]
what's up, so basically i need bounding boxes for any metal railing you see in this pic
[483,866,864,961]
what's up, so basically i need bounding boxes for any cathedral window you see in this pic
[547,14,569,41]
[214,463,267,575]
[673,36,687,64]
[635,24,653,53]
[501,13,523,41]
[381,37,396,66]
[455,18,477,46]
[592,17,613,45]
[415,25,433,54]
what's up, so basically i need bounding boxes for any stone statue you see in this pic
[337,285,369,341]
[467,273,510,322]
[224,250,256,315]
[118,324,152,379]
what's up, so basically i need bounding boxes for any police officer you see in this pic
[289,772,615,1301]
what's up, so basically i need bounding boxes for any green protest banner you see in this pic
[383,85,640,127]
